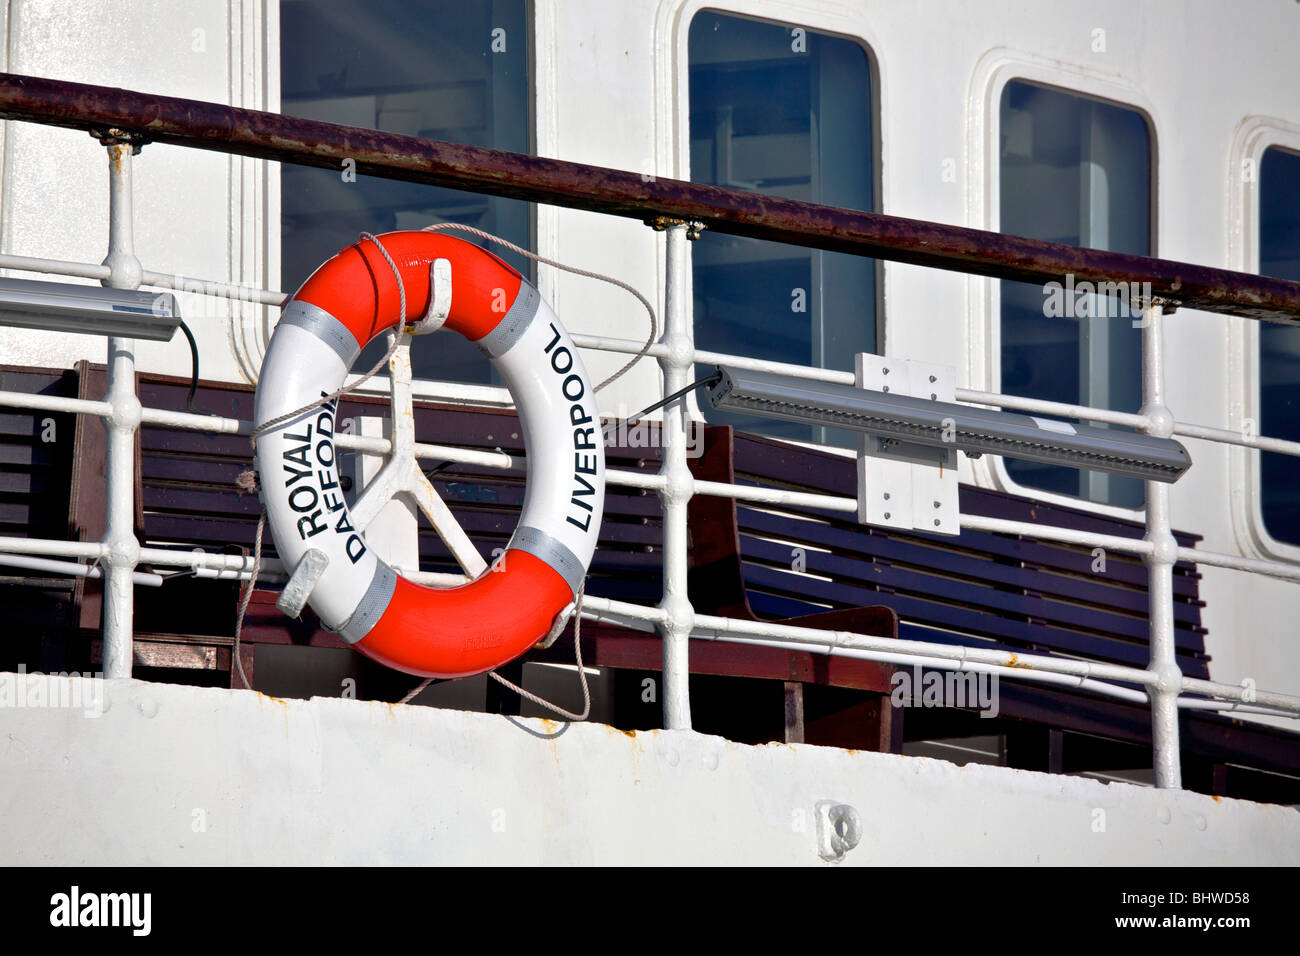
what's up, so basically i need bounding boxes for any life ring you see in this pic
[253,231,605,678]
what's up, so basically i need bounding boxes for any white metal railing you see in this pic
[2,139,1300,790]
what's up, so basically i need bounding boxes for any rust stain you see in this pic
[1005,653,1030,669]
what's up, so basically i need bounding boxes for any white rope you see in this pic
[488,584,589,721]
[231,511,264,689]
[420,221,656,393]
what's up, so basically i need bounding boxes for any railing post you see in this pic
[97,130,145,679]
[655,218,701,729]
[1140,299,1182,788]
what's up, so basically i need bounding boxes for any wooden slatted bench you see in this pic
[0,365,80,669]
[716,427,1209,679]
[696,425,1300,800]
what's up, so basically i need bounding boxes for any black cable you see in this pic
[423,459,455,482]
[178,319,202,413]
[600,370,721,439]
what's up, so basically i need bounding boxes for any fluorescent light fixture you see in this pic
[0,276,181,341]
[708,366,1191,483]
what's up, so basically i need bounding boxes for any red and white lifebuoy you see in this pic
[253,231,605,678]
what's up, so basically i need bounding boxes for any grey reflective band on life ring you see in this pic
[474,280,539,359]
[336,560,397,644]
[508,525,585,596]
[280,299,362,368]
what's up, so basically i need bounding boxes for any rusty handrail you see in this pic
[2,72,1298,323]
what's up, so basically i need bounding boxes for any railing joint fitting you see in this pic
[91,127,147,153]
[1143,531,1179,568]
[1146,294,1180,315]
[648,217,706,240]
[1152,663,1184,696]
[1139,403,1175,438]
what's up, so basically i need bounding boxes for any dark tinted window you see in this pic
[689,11,876,444]
[281,0,530,384]
[999,81,1151,507]
[1259,147,1300,544]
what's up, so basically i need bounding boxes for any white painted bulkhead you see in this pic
[1,673,1296,865]
[0,0,1297,742]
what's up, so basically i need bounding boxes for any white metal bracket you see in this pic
[407,258,451,335]
[855,353,960,536]
[535,599,577,650]
[276,548,329,618]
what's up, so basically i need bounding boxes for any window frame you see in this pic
[1228,118,1300,565]
[968,50,1160,519]
[671,2,886,392]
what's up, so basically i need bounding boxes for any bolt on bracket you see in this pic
[855,353,960,536]
[815,800,863,863]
